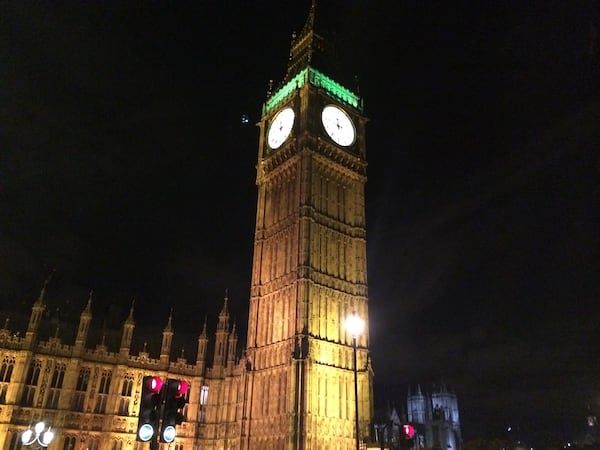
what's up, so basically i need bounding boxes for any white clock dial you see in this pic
[267,107,295,149]
[321,105,355,147]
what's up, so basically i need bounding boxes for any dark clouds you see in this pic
[368,97,599,443]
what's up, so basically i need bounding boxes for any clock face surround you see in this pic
[321,105,355,147]
[267,107,295,149]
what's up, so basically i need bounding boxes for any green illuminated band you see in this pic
[263,68,363,115]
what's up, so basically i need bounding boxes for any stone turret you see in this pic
[227,323,237,368]
[431,383,460,426]
[160,310,173,364]
[25,276,50,348]
[407,384,427,424]
[196,317,208,373]
[212,292,230,368]
[120,300,135,357]
[75,291,93,349]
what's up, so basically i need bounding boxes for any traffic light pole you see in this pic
[353,335,360,450]
[149,434,159,450]
[150,381,166,450]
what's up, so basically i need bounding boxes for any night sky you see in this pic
[2,1,599,446]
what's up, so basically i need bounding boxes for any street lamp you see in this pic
[21,421,55,448]
[346,311,365,450]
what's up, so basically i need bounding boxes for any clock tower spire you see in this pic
[242,2,373,449]
[286,0,329,80]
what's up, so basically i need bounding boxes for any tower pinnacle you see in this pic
[285,0,336,82]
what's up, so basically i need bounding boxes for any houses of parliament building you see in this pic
[0,2,374,449]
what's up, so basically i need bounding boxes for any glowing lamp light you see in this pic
[21,421,54,448]
[346,312,365,338]
[40,430,54,446]
[21,429,33,445]
[138,424,154,442]
[346,310,364,450]
[149,377,163,393]
[177,380,189,396]
[403,424,415,439]
[34,422,46,434]
[162,425,176,443]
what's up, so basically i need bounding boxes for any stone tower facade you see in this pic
[241,2,373,449]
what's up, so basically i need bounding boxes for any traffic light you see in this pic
[136,376,163,442]
[400,424,415,448]
[160,379,189,443]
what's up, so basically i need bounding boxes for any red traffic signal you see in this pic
[136,376,164,442]
[402,424,415,439]
[160,379,189,443]
[147,376,163,393]
[176,380,189,396]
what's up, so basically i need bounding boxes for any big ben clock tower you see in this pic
[242,1,373,449]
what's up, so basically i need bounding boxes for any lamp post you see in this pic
[21,421,55,448]
[346,311,365,450]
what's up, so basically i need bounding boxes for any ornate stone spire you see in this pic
[35,272,53,306]
[75,291,93,349]
[196,316,209,369]
[25,274,53,345]
[160,308,174,364]
[213,292,231,368]
[218,290,230,326]
[201,316,207,336]
[300,0,317,36]
[83,290,93,315]
[127,299,135,321]
[227,322,238,367]
[164,308,173,332]
[120,299,136,356]
[285,0,337,82]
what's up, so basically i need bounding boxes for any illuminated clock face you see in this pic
[267,107,295,149]
[321,105,355,147]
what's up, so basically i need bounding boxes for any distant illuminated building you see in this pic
[407,384,462,450]
[581,405,599,446]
